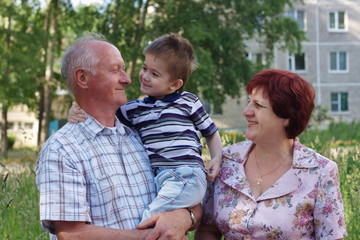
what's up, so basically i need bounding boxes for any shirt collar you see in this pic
[79,112,132,138]
[226,138,319,169]
[143,91,181,104]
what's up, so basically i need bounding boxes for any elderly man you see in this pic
[36,33,200,240]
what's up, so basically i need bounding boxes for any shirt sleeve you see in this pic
[36,142,90,233]
[116,105,132,126]
[313,159,347,239]
[190,97,218,137]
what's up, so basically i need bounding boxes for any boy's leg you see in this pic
[140,166,206,222]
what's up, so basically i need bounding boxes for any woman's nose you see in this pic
[242,103,252,116]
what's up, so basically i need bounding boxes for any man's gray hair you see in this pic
[61,32,109,93]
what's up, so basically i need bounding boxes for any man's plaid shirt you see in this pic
[36,114,156,237]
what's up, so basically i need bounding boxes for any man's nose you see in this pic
[121,70,132,85]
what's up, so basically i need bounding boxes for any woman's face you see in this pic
[242,87,289,144]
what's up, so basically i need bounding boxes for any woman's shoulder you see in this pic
[293,139,339,171]
[222,140,253,164]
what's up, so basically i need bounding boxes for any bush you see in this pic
[7,135,16,149]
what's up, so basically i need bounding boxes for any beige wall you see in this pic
[5,104,38,148]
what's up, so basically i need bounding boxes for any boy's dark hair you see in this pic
[144,33,198,92]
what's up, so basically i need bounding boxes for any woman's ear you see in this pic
[170,79,184,91]
[284,119,290,127]
[74,68,89,89]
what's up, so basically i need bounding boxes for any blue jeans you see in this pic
[141,166,207,222]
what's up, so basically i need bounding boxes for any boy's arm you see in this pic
[205,131,223,181]
[68,102,87,123]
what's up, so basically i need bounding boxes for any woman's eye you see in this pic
[256,102,265,108]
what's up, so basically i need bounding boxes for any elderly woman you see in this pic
[195,69,347,240]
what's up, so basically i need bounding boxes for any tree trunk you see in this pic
[129,0,148,80]
[38,0,59,147]
[1,13,12,158]
[0,106,9,159]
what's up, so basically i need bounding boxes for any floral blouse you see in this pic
[202,139,347,240]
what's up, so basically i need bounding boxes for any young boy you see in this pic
[68,33,222,223]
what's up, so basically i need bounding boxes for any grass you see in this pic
[0,166,48,240]
[1,122,359,239]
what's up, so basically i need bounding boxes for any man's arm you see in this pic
[137,204,203,240]
[54,221,151,240]
[53,205,202,240]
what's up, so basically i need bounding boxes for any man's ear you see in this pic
[170,79,184,91]
[74,68,89,89]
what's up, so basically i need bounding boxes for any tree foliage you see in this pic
[139,0,306,105]
[0,0,44,156]
[0,0,305,153]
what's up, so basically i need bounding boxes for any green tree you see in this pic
[142,0,306,105]
[37,0,75,146]
[0,0,44,157]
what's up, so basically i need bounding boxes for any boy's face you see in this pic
[139,54,183,100]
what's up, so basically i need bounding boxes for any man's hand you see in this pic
[137,209,192,240]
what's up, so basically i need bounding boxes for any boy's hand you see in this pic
[68,102,87,123]
[205,156,221,182]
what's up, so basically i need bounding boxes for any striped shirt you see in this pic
[36,114,156,238]
[117,91,218,168]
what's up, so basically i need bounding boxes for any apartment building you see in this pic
[276,0,360,123]
[4,104,39,148]
[212,0,360,131]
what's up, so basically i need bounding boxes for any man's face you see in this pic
[87,42,131,108]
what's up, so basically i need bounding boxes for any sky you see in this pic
[40,0,106,7]
[71,0,105,6]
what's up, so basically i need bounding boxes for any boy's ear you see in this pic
[74,68,89,89]
[170,79,184,91]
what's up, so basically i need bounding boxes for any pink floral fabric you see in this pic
[202,139,347,240]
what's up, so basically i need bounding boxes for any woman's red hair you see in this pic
[246,69,315,139]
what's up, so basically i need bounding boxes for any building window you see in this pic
[203,100,223,115]
[24,122,33,129]
[246,52,266,65]
[329,51,347,72]
[331,92,348,112]
[287,10,305,30]
[329,11,346,31]
[7,122,15,130]
[288,53,306,72]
